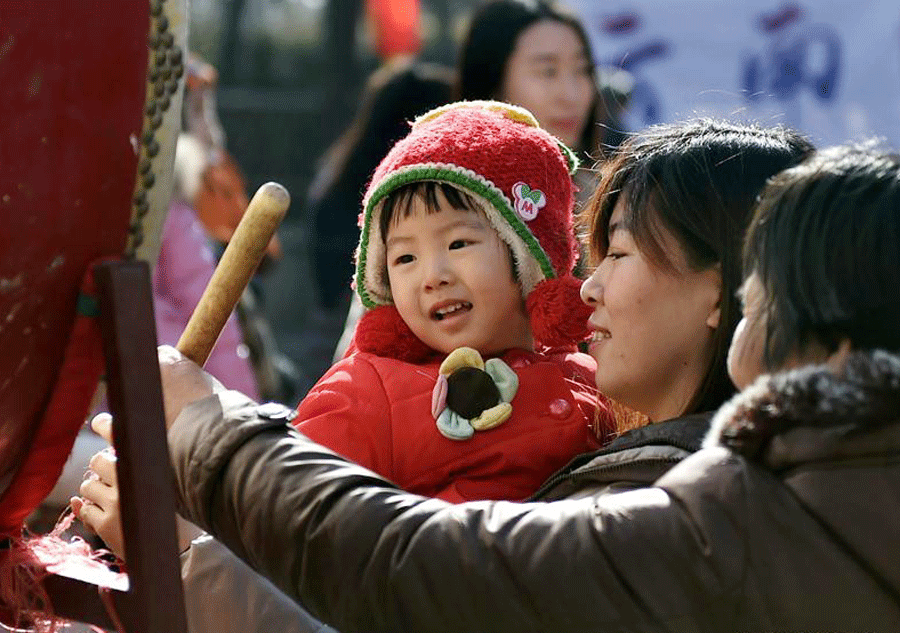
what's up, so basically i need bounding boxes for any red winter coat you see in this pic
[294,348,611,502]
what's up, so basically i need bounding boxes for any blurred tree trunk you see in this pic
[325,0,364,94]
[219,0,248,85]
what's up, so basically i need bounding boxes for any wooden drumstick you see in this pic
[176,182,290,366]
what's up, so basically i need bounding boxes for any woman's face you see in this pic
[580,198,722,422]
[500,19,594,149]
[728,272,843,390]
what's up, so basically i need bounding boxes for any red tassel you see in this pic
[0,537,53,632]
[353,305,435,363]
[527,275,592,348]
[0,512,126,632]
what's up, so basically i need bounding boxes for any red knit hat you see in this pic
[353,101,592,361]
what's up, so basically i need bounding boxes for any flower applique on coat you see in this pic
[432,347,520,440]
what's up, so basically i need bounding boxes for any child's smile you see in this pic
[430,300,472,321]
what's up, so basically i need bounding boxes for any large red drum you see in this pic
[0,1,180,535]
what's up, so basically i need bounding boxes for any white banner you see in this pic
[569,0,900,149]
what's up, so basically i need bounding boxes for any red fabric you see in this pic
[527,275,593,347]
[0,266,105,536]
[353,305,435,363]
[294,349,612,502]
[366,0,421,60]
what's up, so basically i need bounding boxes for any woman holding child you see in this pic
[534,119,813,500]
[159,140,900,632]
[77,110,819,631]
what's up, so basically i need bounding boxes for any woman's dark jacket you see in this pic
[530,412,712,501]
[170,350,900,632]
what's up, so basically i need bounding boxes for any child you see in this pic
[295,101,614,502]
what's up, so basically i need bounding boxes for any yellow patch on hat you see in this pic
[413,101,540,129]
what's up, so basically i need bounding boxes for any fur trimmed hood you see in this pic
[706,350,900,462]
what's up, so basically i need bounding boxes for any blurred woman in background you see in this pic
[459,0,599,156]
[307,59,454,314]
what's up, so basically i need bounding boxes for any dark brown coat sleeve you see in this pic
[168,391,747,633]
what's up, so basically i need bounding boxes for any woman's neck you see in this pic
[624,377,698,428]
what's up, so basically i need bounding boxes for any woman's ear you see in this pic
[704,263,723,329]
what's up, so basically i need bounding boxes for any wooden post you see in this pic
[42,260,187,633]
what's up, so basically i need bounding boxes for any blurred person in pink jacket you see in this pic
[153,53,259,399]
[153,197,259,398]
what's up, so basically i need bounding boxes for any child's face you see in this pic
[385,189,533,356]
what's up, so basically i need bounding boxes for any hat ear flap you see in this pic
[527,275,592,348]
[353,305,435,363]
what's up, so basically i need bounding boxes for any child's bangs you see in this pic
[379,181,483,242]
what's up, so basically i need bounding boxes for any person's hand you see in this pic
[70,413,125,558]
[72,410,207,559]
[71,345,223,559]
[158,345,224,430]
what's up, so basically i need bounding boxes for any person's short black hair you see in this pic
[583,119,814,414]
[458,0,599,154]
[378,181,482,244]
[745,145,900,368]
[378,181,519,285]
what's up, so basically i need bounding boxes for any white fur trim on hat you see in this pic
[356,162,554,309]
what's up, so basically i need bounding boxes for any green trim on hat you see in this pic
[556,140,580,176]
[356,163,557,309]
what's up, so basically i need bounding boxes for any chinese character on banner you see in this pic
[742,2,841,104]
[601,10,671,126]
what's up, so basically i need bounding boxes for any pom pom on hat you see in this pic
[354,305,435,363]
[526,275,593,348]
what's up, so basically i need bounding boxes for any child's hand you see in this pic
[71,413,124,558]
[71,411,206,559]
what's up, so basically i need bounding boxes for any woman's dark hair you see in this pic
[582,119,815,414]
[308,60,454,308]
[458,0,599,154]
[745,145,900,368]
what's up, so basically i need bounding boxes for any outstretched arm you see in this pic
[166,366,747,633]
[74,349,333,633]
